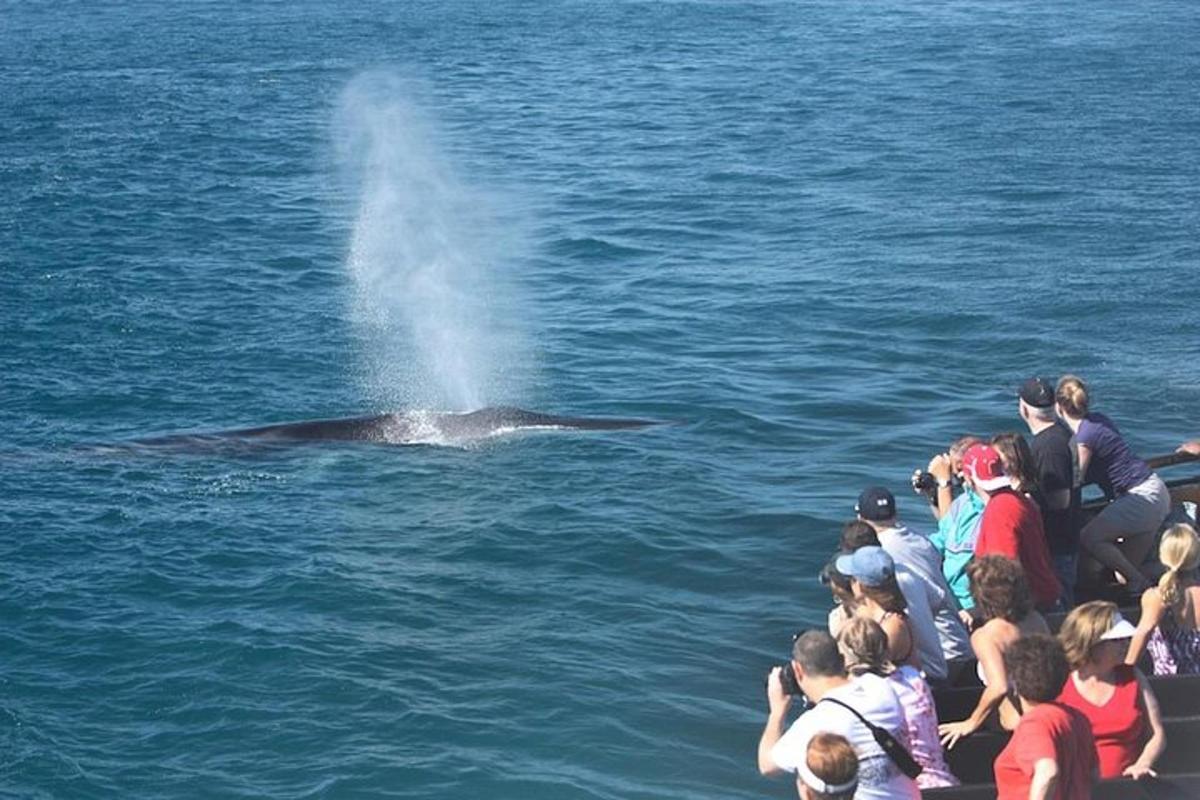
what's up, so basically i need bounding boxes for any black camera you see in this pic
[912,470,961,501]
[775,663,803,696]
[912,470,937,495]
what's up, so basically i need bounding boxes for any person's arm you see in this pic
[879,613,915,668]
[1075,443,1092,488]
[1028,759,1060,800]
[1126,589,1165,667]
[757,667,792,776]
[939,629,1006,748]
[1178,440,1200,457]
[929,454,955,519]
[1124,670,1166,779]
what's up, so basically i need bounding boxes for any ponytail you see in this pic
[1157,524,1200,618]
[1055,375,1090,418]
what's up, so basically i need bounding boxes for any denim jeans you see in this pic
[1052,553,1078,609]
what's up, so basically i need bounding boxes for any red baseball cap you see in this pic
[962,444,1011,492]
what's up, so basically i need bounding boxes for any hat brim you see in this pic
[1099,617,1138,641]
[975,475,1012,492]
[834,554,857,578]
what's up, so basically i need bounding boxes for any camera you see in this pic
[911,469,961,501]
[912,470,937,496]
[775,663,803,696]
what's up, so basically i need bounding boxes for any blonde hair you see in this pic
[1056,375,1089,418]
[1058,600,1118,669]
[837,616,894,677]
[1158,524,1200,621]
[802,732,859,800]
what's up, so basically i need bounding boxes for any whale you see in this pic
[122,406,660,451]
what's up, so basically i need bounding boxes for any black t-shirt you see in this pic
[1030,422,1081,555]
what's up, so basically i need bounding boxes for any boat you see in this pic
[925,450,1200,798]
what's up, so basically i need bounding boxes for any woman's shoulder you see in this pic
[972,617,1015,646]
[1140,585,1166,616]
[1081,413,1120,438]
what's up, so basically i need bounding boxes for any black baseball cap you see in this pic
[855,487,896,521]
[1018,377,1055,408]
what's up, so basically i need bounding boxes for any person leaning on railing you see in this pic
[1126,523,1200,675]
[1055,375,1170,594]
[854,487,972,682]
[1056,601,1166,780]
[926,436,985,613]
[835,547,921,673]
[993,634,1097,800]
[1016,377,1083,607]
[938,556,1050,749]
[962,444,1062,611]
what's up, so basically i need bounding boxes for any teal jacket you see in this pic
[928,489,984,610]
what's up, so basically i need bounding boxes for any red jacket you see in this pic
[975,489,1062,608]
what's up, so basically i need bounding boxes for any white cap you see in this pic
[796,758,857,796]
[1099,613,1138,641]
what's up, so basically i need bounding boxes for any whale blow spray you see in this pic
[335,72,526,412]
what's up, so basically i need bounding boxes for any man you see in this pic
[855,487,972,679]
[1018,377,1082,604]
[964,444,1062,609]
[925,437,985,611]
[758,630,920,800]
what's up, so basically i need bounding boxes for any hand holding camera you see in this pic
[764,664,802,715]
[927,453,953,482]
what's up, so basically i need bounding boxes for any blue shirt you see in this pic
[929,489,984,610]
[1076,413,1151,498]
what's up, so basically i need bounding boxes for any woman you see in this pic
[1055,375,1170,593]
[1057,601,1166,779]
[991,433,1042,501]
[1127,524,1200,674]
[837,617,958,788]
[834,546,920,670]
[994,634,1097,799]
[938,556,1050,748]
[820,555,857,638]
[796,732,858,800]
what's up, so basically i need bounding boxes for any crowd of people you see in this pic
[757,375,1200,799]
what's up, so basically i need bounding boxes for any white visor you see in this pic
[1099,614,1138,641]
[796,758,857,796]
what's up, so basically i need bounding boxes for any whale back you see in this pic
[124,407,658,450]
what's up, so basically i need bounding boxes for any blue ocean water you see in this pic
[2,1,1199,797]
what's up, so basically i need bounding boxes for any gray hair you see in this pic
[792,630,848,678]
[1026,403,1055,422]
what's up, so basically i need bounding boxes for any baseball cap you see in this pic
[962,444,1011,492]
[834,546,896,587]
[1019,377,1056,409]
[1099,613,1138,641]
[855,487,896,521]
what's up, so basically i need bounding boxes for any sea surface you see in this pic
[3,2,1199,798]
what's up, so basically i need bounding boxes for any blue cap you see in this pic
[834,546,895,587]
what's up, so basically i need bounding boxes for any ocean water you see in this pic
[2,1,1199,797]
